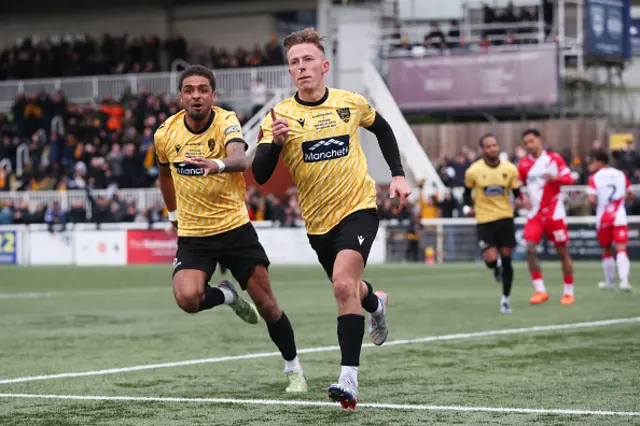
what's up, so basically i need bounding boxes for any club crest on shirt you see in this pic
[208,139,215,151]
[336,108,351,123]
[175,144,182,154]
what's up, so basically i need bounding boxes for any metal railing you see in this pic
[0,65,293,109]
[2,185,636,214]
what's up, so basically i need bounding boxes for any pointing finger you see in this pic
[270,108,277,121]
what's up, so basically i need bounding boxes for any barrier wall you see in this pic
[0,222,387,266]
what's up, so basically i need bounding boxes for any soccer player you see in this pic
[587,150,634,291]
[518,129,575,305]
[251,28,411,409]
[155,65,307,393]
[464,134,523,313]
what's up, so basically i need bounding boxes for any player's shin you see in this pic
[266,312,301,370]
[602,253,616,288]
[337,314,365,388]
[198,285,227,311]
[616,250,630,287]
[360,281,380,313]
[501,256,513,297]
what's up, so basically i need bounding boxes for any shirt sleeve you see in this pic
[154,121,169,165]
[587,175,597,195]
[464,167,475,189]
[354,93,377,128]
[510,165,521,189]
[554,154,571,176]
[221,112,246,149]
[518,163,527,186]
[257,111,274,145]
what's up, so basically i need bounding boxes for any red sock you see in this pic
[531,271,543,281]
[563,275,574,285]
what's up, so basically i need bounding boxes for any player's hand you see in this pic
[270,108,290,146]
[464,206,474,217]
[165,221,178,234]
[389,176,412,204]
[521,196,532,210]
[183,156,221,175]
[543,173,557,182]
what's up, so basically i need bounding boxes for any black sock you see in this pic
[267,312,298,361]
[502,256,513,297]
[361,281,379,313]
[485,260,498,270]
[337,314,365,367]
[198,285,226,311]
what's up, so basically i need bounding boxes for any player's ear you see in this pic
[322,60,330,75]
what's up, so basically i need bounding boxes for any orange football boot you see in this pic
[560,294,575,305]
[529,291,549,304]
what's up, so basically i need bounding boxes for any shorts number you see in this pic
[607,184,617,203]
[0,232,15,253]
[553,230,567,243]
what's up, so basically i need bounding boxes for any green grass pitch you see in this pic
[0,262,638,425]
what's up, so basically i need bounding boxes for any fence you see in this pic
[409,216,640,264]
[0,66,293,110]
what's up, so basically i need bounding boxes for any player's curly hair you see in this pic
[283,28,326,53]
[591,149,610,165]
[179,65,216,92]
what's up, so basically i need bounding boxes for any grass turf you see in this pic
[0,262,638,425]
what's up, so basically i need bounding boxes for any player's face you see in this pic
[523,134,542,155]
[287,43,330,92]
[179,75,216,121]
[481,136,500,161]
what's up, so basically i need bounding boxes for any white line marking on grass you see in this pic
[0,393,638,417]
[1,317,638,385]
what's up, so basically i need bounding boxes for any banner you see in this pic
[0,231,17,265]
[585,0,631,61]
[127,230,177,264]
[75,230,126,266]
[29,231,74,265]
[256,227,387,265]
[387,47,559,111]
[513,222,640,260]
[630,18,640,56]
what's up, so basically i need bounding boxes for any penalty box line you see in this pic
[0,393,638,417]
[0,317,639,385]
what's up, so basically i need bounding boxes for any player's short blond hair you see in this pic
[283,28,326,53]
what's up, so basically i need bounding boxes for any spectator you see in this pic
[44,201,66,231]
[0,201,13,225]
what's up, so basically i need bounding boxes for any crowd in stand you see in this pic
[389,0,554,56]
[0,33,285,81]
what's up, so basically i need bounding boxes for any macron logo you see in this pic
[357,235,365,246]
[302,134,350,163]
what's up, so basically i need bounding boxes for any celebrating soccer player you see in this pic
[252,28,411,409]
[518,129,575,305]
[587,150,634,291]
[464,134,523,313]
[155,65,307,393]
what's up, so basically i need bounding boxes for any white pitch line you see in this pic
[1,317,638,385]
[0,393,638,417]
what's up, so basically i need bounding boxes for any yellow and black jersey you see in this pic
[257,88,378,235]
[154,107,249,237]
[464,159,521,224]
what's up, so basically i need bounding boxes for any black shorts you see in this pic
[172,223,270,290]
[307,208,379,278]
[476,218,516,251]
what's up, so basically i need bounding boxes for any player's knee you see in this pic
[332,272,359,303]
[174,289,203,314]
[526,242,537,257]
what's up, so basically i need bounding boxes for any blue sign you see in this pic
[630,18,640,56]
[585,0,631,61]
[0,231,17,264]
